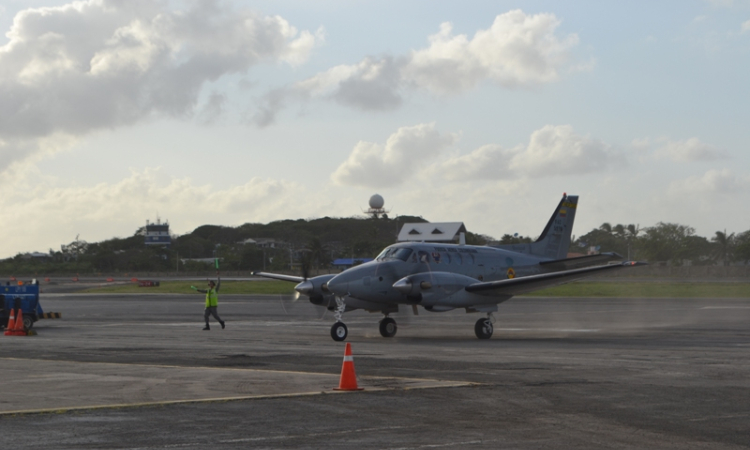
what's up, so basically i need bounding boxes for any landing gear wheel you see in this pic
[474,318,493,339]
[379,317,397,338]
[331,321,348,341]
[23,316,33,330]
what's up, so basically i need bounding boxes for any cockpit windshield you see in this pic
[375,247,413,262]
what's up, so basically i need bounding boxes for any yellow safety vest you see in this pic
[205,288,218,307]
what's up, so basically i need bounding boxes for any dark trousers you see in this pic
[204,306,222,325]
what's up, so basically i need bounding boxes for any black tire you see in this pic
[379,317,397,338]
[23,315,34,330]
[474,318,493,339]
[331,322,348,341]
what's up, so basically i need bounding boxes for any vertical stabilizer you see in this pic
[534,194,578,259]
[493,194,578,260]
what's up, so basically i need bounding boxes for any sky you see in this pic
[1,0,749,257]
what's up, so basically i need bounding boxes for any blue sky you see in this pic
[0,0,749,257]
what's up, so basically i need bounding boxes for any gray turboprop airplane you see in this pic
[253,194,644,341]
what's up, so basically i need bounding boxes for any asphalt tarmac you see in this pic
[0,293,748,449]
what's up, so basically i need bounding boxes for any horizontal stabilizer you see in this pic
[539,252,622,271]
[251,271,304,283]
[466,261,646,297]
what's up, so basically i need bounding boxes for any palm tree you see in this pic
[613,224,626,238]
[625,224,640,260]
[711,230,735,266]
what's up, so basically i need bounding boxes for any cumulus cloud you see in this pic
[404,12,578,94]
[512,125,622,176]
[434,125,623,181]
[668,168,750,195]
[0,168,321,257]
[255,10,583,126]
[0,0,321,172]
[655,137,728,161]
[436,145,516,181]
[331,123,457,188]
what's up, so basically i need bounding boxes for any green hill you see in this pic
[1,215,493,275]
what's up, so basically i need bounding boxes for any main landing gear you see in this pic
[474,312,495,339]
[330,296,348,341]
[379,316,397,338]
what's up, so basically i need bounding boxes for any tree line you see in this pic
[1,217,747,275]
[571,222,748,266]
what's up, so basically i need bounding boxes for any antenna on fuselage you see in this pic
[459,232,466,245]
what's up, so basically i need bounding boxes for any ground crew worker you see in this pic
[192,275,225,331]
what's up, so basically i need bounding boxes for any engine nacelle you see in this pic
[295,274,337,306]
[393,272,478,306]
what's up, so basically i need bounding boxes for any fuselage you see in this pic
[326,241,550,306]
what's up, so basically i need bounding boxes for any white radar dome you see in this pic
[369,194,385,209]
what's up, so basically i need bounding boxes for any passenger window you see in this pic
[454,253,462,265]
[443,253,451,264]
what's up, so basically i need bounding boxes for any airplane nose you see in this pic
[326,276,348,296]
[294,280,313,296]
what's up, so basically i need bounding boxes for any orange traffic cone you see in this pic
[333,343,364,391]
[4,309,15,335]
[13,308,25,335]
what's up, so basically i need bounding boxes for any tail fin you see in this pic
[493,194,578,260]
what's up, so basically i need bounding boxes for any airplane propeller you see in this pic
[292,251,313,302]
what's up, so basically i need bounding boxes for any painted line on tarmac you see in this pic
[0,383,476,417]
[0,357,477,416]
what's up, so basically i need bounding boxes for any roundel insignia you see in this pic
[507,268,516,279]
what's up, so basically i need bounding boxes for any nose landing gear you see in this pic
[330,296,348,341]
[331,321,348,341]
[474,312,495,339]
[379,316,397,338]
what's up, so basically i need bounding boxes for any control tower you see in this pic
[144,218,171,246]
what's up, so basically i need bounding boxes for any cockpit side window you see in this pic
[393,248,413,262]
[417,250,430,263]
[377,247,414,262]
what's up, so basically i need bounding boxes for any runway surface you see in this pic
[0,294,748,449]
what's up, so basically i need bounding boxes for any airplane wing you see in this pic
[465,261,646,297]
[251,271,304,283]
[538,252,623,271]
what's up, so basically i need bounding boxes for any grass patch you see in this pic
[523,281,750,298]
[81,280,295,295]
